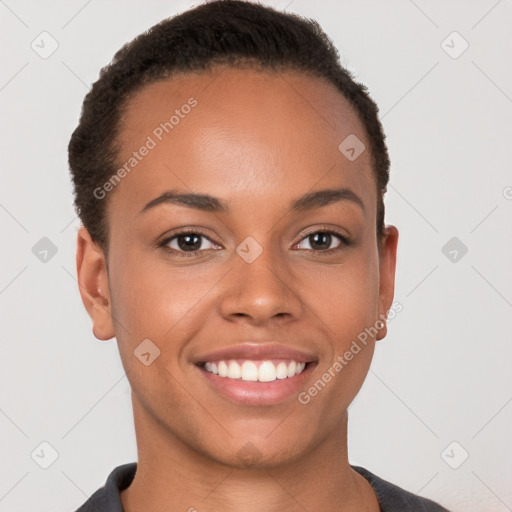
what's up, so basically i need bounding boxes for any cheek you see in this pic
[108,250,222,362]
[107,252,206,411]
[305,246,380,391]
[307,245,381,341]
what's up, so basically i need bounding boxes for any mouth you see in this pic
[195,359,317,406]
[192,343,318,406]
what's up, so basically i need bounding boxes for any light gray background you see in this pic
[1,1,511,511]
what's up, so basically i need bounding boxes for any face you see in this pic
[77,67,398,468]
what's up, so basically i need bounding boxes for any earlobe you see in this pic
[76,226,115,341]
[376,225,399,341]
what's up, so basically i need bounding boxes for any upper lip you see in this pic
[193,343,317,364]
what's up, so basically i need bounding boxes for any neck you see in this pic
[121,395,379,512]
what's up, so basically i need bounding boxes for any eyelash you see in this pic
[157,226,351,258]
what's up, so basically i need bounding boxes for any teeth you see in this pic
[276,362,288,379]
[202,360,307,382]
[218,361,228,377]
[258,361,276,382]
[227,361,242,379]
[241,361,258,381]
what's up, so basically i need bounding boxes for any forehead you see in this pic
[110,67,375,222]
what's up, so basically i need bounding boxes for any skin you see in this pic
[76,66,398,512]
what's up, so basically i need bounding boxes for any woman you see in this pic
[69,1,449,510]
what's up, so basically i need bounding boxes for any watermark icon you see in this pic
[236,236,263,263]
[32,237,58,263]
[31,441,59,469]
[503,186,512,200]
[237,441,263,465]
[93,97,198,200]
[442,236,468,263]
[338,134,365,161]
[441,441,469,469]
[298,301,403,405]
[31,31,59,59]
[134,338,161,366]
[441,31,469,60]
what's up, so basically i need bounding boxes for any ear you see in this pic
[76,226,115,341]
[376,225,399,341]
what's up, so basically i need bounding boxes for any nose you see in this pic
[218,241,304,326]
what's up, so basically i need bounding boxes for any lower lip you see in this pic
[196,362,317,406]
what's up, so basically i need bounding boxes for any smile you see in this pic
[193,342,317,405]
[202,359,307,382]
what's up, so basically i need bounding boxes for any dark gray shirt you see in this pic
[74,463,450,511]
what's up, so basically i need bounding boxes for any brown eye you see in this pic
[295,230,349,252]
[175,233,203,251]
[160,231,221,257]
[309,232,334,250]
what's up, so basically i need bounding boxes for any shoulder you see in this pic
[73,463,137,512]
[352,465,451,512]
[74,462,451,512]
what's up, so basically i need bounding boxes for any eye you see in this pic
[159,230,221,257]
[158,227,350,258]
[295,230,349,253]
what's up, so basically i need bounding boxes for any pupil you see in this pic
[178,234,201,251]
[310,232,331,250]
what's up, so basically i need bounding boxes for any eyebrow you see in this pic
[139,187,364,215]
